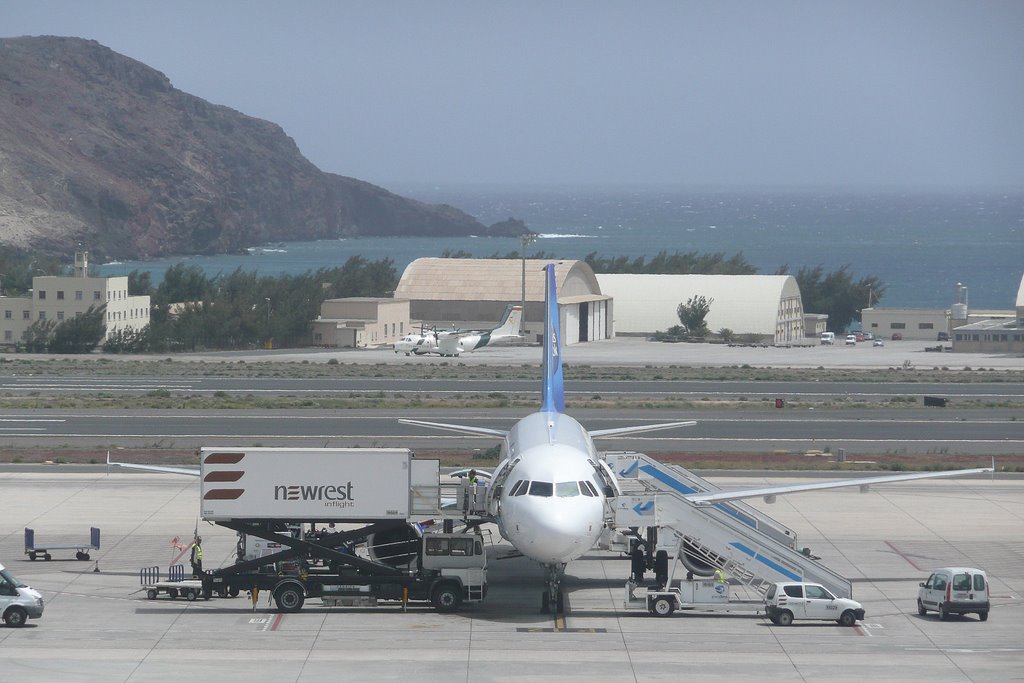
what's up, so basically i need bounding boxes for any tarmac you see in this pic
[7,335,1024,369]
[1,469,1021,682]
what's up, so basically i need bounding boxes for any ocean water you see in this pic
[97,186,1024,310]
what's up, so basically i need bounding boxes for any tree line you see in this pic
[3,247,882,353]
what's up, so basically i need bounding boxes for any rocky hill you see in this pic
[0,36,511,260]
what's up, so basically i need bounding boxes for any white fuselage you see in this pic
[493,411,608,565]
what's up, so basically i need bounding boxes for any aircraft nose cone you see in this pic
[509,502,601,564]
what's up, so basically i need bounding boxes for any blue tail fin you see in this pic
[541,263,565,413]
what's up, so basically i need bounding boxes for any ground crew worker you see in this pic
[713,567,727,584]
[190,537,203,577]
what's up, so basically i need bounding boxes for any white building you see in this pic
[595,274,805,344]
[0,251,150,347]
[312,298,411,348]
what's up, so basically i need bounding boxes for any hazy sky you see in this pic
[4,1,1023,188]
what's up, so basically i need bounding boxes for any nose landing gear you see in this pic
[541,563,566,613]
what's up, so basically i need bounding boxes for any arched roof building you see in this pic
[394,258,610,343]
[595,274,805,344]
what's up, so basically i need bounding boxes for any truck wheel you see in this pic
[185,589,197,601]
[4,607,28,628]
[979,611,989,622]
[44,553,51,561]
[777,610,794,626]
[651,597,675,617]
[654,550,669,589]
[838,610,857,627]
[28,552,37,561]
[76,551,88,561]
[431,584,462,613]
[939,604,949,621]
[147,589,158,600]
[229,586,240,598]
[274,584,305,612]
[917,599,927,616]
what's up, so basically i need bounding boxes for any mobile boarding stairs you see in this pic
[604,452,852,600]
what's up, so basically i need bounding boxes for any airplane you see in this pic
[109,263,993,613]
[393,304,522,357]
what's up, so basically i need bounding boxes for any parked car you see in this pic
[764,582,864,626]
[845,335,857,345]
[855,332,865,342]
[891,333,903,340]
[918,567,989,621]
[863,332,874,340]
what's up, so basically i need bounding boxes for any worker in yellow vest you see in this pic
[190,537,203,577]
[713,567,727,584]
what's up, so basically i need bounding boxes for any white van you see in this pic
[0,562,44,627]
[819,332,835,345]
[918,567,990,621]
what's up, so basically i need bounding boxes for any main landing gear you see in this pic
[541,563,566,613]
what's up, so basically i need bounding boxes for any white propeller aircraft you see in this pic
[399,263,993,611]
[393,304,522,357]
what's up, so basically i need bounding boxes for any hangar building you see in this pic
[595,274,806,344]
[394,258,611,344]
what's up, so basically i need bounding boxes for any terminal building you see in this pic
[1,252,150,348]
[595,274,806,344]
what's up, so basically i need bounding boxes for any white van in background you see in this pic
[0,562,44,627]
[820,332,835,345]
[918,567,990,621]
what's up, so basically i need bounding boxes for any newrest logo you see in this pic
[274,482,355,508]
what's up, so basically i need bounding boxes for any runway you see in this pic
[1,407,1022,455]
[0,470,1020,682]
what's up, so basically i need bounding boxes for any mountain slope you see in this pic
[0,36,506,260]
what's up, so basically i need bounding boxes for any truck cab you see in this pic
[0,562,44,627]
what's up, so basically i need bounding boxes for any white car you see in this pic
[918,567,990,621]
[764,582,864,626]
[844,335,857,345]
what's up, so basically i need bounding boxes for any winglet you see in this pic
[541,263,565,413]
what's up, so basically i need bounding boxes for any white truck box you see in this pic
[200,448,413,522]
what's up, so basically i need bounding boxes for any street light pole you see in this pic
[519,233,537,338]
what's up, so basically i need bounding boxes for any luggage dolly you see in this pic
[25,527,100,561]
[139,565,209,601]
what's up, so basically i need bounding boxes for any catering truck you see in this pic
[195,447,487,613]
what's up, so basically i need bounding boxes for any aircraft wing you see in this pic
[106,453,200,477]
[589,420,696,438]
[684,466,993,506]
[399,418,509,438]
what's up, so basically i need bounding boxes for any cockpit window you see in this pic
[509,480,527,496]
[528,481,553,497]
[579,481,596,497]
[556,481,580,497]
